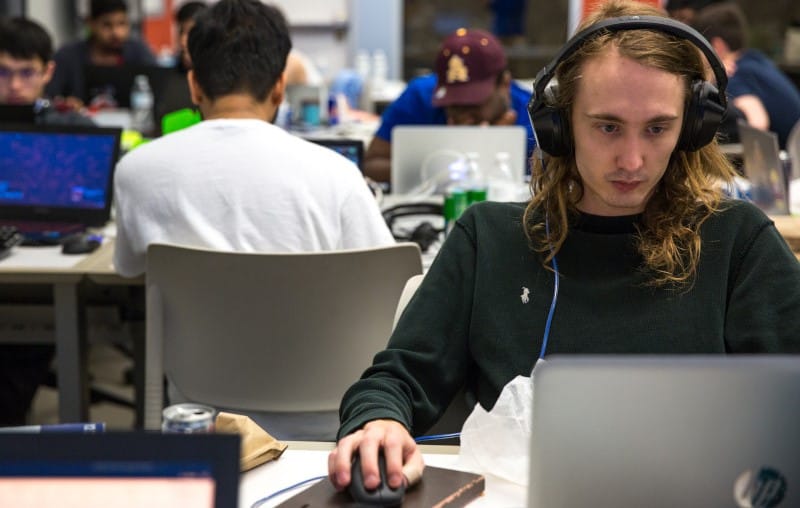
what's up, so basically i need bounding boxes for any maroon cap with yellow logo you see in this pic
[432,28,507,108]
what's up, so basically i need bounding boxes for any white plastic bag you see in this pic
[456,372,535,486]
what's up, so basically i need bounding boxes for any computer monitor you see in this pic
[307,138,364,172]
[0,123,121,229]
[390,125,528,195]
[0,432,240,508]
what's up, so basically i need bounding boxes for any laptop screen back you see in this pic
[738,122,790,214]
[0,124,121,226]
[307,138,364,171]
[0,432,240,508]
[529,355,800,508]
[83,64,172,109]
[390,125,527,195]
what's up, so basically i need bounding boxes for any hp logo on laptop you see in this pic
[734,467,787,507]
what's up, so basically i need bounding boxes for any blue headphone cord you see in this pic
[539,211,560,360]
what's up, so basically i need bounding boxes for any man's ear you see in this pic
[187,69,204,105]
[41,60,55,86]
[270,71,286,107]
[498,69,512,90]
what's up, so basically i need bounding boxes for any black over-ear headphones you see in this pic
[527,15,728,156]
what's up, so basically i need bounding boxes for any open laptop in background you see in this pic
[307,138,365,172]
[0,123,121,244]
[84,64,172,111]
[738,122,790,215]
[0,104,37,124]
[390,125,528,195]
[0,432,240,508]
[529,355,800,508]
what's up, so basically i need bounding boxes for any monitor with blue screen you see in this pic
[307,138,364,172]
[0,124,121,230]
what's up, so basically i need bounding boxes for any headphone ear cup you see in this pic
[677,80,725,151]
[529,81,572,157]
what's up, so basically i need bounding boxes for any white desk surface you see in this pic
[239,441,525,508]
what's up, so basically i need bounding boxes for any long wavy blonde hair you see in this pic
[523,0,737,289]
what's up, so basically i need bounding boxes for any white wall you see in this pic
[25,0,75,49]
[24,0,404,86]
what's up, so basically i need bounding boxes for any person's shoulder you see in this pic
[706,198,773,232]
[116,126,189,169]
[53,39,87,58]
[461,200,527,224]
[735,49,773,71]
[123,38,156,60]
[455,201,529,244]
[403,74,438,95]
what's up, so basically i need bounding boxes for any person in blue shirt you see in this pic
[691,2,800,149]
[364,28,535,183]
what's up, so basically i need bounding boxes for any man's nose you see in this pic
[616,133,645,171]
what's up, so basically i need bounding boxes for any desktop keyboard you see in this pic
[0,225,24,258]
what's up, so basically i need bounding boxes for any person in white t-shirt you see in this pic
[113,0,394,277]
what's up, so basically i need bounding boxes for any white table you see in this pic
[239,441,526,508]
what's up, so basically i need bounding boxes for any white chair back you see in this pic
[144,242,422,430]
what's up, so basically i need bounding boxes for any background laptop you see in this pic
[738,122,790,215]
[529,355,800,508]
[0,432,240,508]
[390,125,528,195]
[0,104,37,124]
[84,64,172,109]
[307,138,364,172]
[0,124,121,243]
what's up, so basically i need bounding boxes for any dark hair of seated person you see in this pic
[90,0,128,19]
[0,16,53,63]
[187,0,292,102]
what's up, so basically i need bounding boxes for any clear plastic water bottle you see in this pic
[442,156,468,236]
[488,151,518,201]
[371,49,388,94]
[464,152,488,205]
[130,74,155,135]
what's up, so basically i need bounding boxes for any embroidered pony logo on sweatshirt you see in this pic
[520,287,530,304]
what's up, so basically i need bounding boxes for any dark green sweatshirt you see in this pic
[338,199,800,438]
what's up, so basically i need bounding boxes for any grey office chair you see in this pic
[144,242,423,435]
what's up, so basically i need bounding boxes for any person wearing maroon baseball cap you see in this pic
[363,27,534,184]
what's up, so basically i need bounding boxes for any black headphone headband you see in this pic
[533,15,727,103]
[529,15,728,156]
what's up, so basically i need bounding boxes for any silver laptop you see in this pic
[739,122,790,215]
[390,125,528,195]
[529,355,800,508]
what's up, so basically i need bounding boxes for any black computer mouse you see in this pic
[61,233,101,255]
[348,451,405,506]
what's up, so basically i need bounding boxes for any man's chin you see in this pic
[100,42,124,53]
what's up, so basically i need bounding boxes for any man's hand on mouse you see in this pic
[328,419,424,491]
